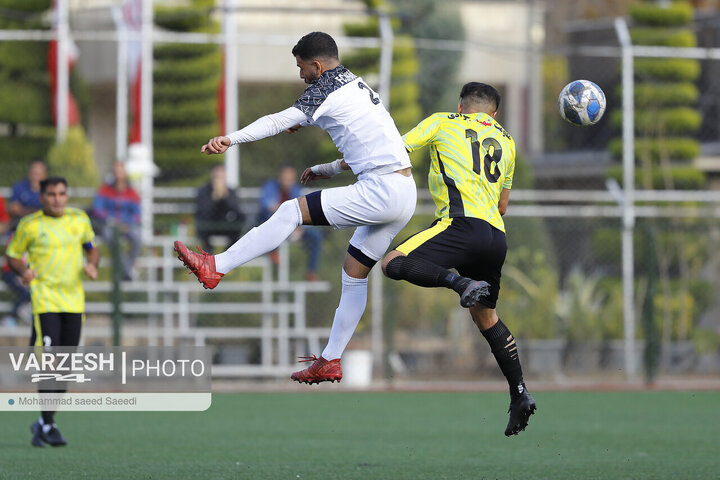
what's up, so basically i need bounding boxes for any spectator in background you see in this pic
[0,161,45,326]
[258,165,323,281]
[0,195,29,326]
[195,164,245,253]
[9,160,47,223]
[91,161,141,281]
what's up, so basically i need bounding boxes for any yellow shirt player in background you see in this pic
[6,176,100,448]
[381,83,536,437]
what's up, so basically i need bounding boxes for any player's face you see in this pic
[295,56,321,84]
[41,183,68,217]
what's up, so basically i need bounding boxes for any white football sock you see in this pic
[321,269,368,360]
[214,199,302,274]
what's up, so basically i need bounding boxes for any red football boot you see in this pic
[173,241,224,289]
[291,355,342,385]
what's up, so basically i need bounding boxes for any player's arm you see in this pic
[498,188,511,216]
[300,159,350,185]
[83,242,100,280]
[499,141,516,216]
[201,107,308,155]
[402,114,441,154]
[7,256,36,284]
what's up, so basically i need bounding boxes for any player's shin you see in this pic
[480,318,526,399]
[321,269,368,360]
[214,199,302,274]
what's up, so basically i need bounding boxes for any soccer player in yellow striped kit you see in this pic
[382,83,536,436]
[6,176,99,447]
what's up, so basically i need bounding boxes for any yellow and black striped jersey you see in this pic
[6,207,95,314]
[403,112,515,232]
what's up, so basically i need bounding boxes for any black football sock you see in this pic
[385,256,471,294]
[481,319,525,400]
[41,410,55,426]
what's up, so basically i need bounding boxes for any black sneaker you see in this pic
[29,421,45,447]
[505,387,537,437]
[41,424,68,447]
[459,280,490,308]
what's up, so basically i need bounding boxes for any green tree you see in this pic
[390,0,465,116]
[47,126,98,187]
[153,0,221,184]
[0,0,55,182]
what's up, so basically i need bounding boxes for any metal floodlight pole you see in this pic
[370,11,394,376]
[223,0,240,188]
[615,17,637,380]
[112,6,128,162]
[56,0,69,141]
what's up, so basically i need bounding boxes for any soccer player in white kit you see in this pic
[174,32,426,384]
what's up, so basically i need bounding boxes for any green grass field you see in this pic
[0,390,718,479]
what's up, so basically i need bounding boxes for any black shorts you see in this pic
[29,312,83,347]
[394,217,507,309]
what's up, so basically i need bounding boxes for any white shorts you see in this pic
[319,172,416,262]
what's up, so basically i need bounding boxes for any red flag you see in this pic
[48,0,80,126]
[123,0,143,143]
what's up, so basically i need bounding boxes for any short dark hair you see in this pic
[460,82,501,112]
[291,32,339,61]
[40,176,67,193]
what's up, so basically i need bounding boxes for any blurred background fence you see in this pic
[1,0,719,384]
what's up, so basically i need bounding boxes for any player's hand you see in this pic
[21,269,37,285]
[84,263,98,280]
[285,124,302,134]
[300,167,330,185]
[201,136,231,155]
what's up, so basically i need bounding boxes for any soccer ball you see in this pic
[558,80,606,127]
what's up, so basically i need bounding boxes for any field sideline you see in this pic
[0,390,717,479]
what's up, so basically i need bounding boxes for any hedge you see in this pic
[610,107,702,134]
[606,165,706,189]
[153,125,219,149]
[154,51,222,82]
[608,137,700,161]
[154,42,218,60]
[153,73,220,102]
[634,58,701,82]
[0,0,50,12]
[0,81,52,124]
[153,99,218,126]
[0,42,47,72]
[628,82,699,108]
[629,2,694,26]
[630,27,697,47]
[154,6,212,32]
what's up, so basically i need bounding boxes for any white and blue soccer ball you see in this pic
[558,80,606,127]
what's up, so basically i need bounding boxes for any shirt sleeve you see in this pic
[80,212,96,245]
[226,107,308,146]
[5,221,29,259]
[503,140,516,190]
[402,114,442,153]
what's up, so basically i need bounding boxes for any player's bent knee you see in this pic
[276,199,302,227]
[382,253,406,279]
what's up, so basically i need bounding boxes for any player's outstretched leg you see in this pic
[505,384,536,436]
[383,254,490,308]
[174,241,224,289]
[290,355,343,385]
[475,314,537,436]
